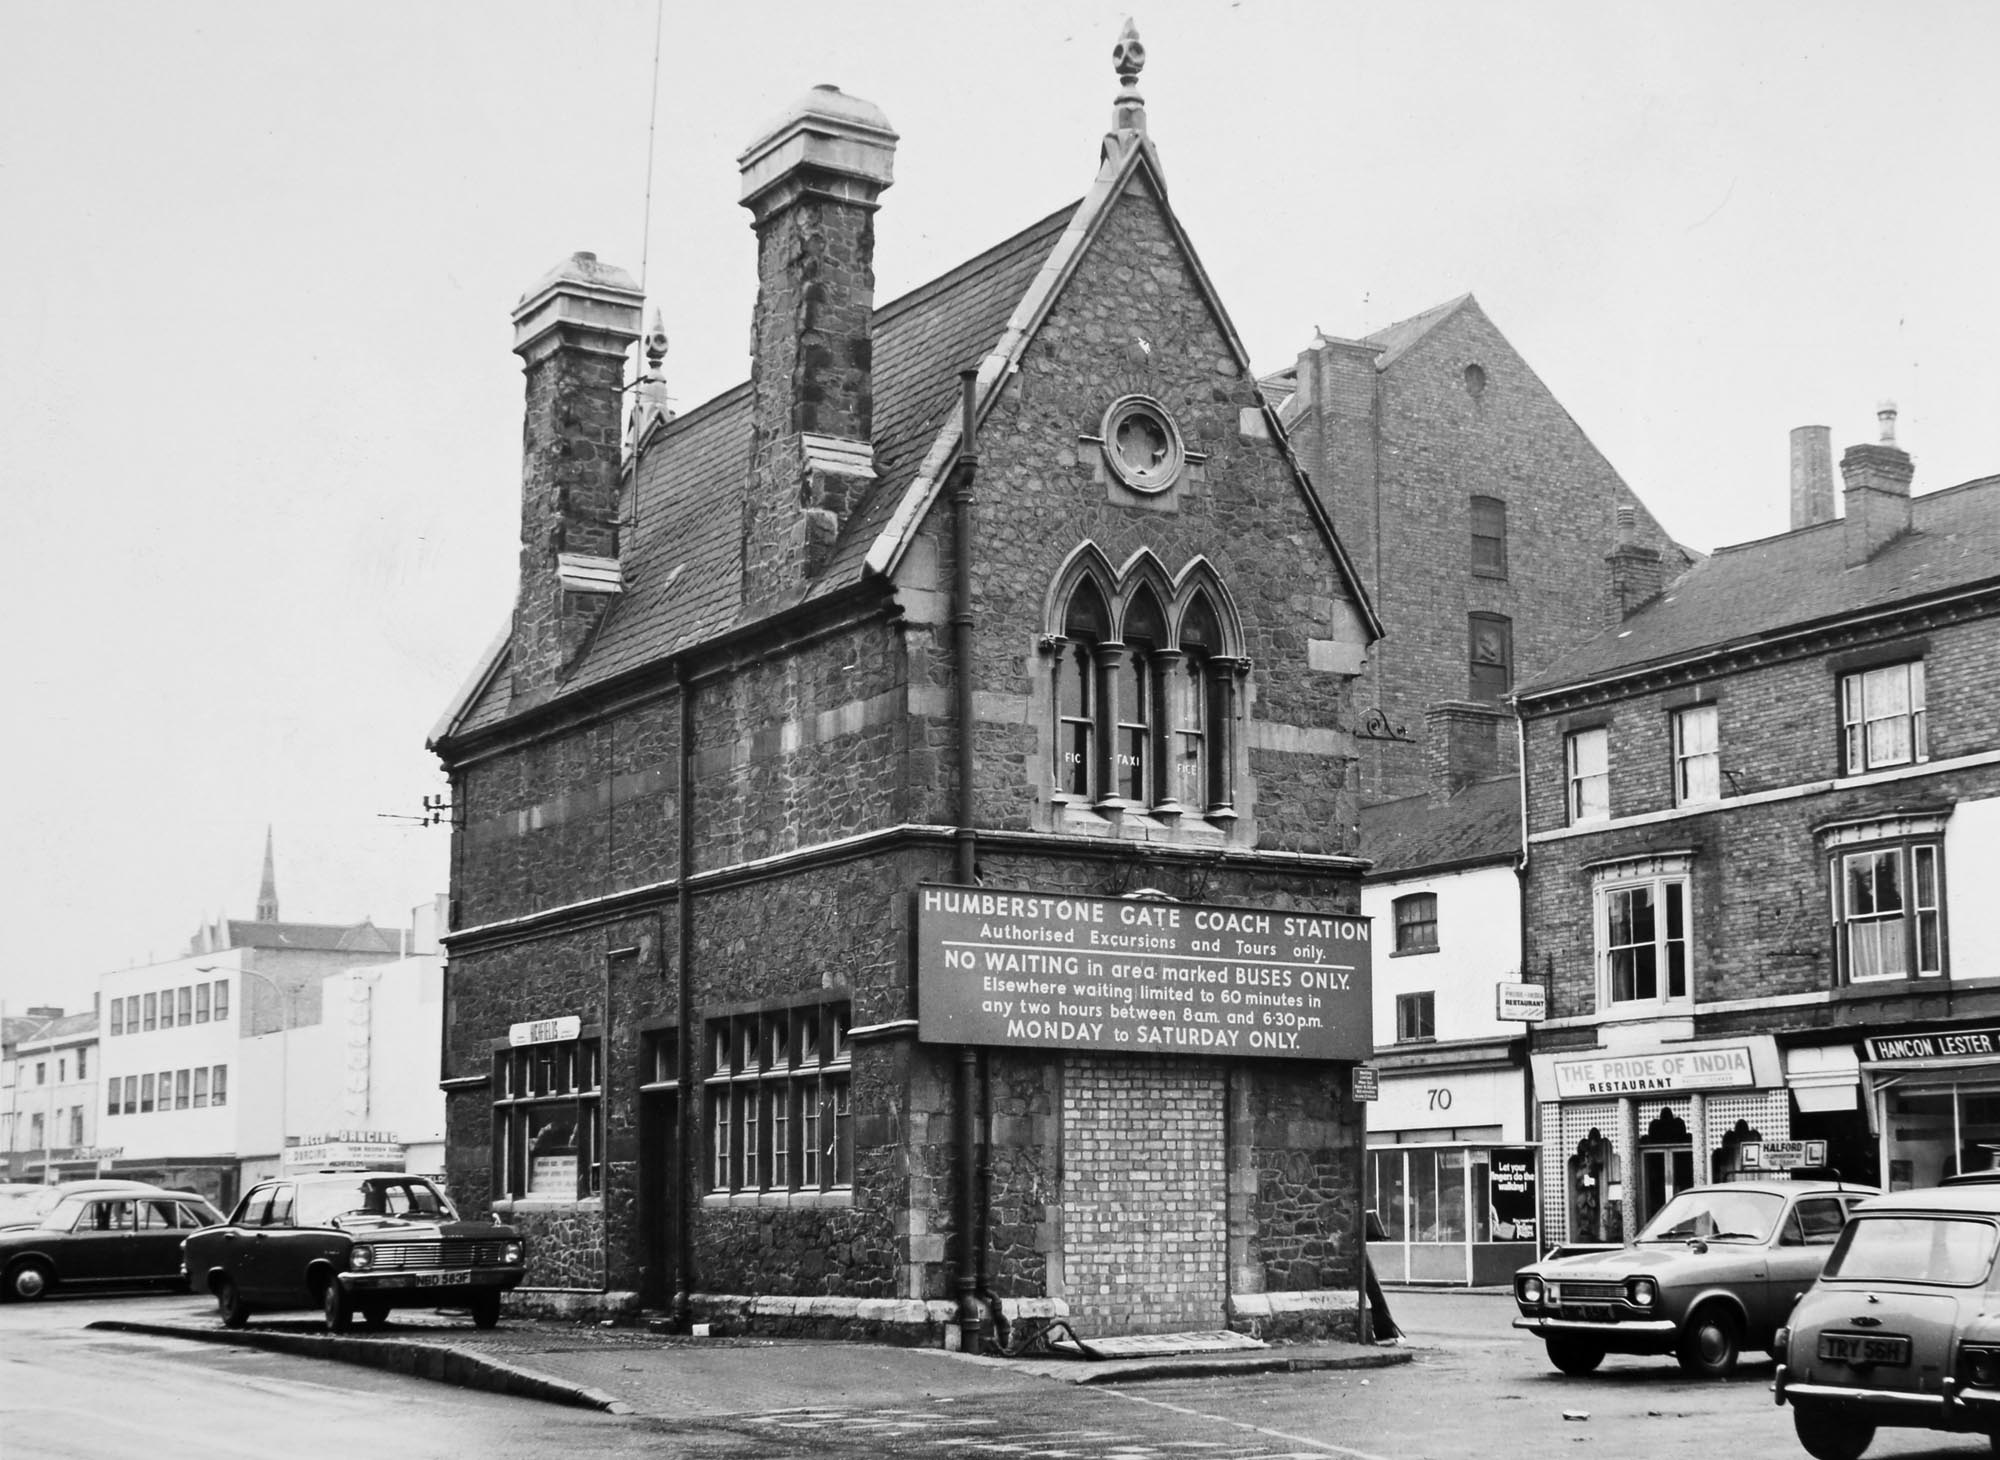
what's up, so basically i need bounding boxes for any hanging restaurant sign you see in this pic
[914,884,1372,1060]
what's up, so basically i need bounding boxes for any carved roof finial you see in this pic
[1111,18,1147,135]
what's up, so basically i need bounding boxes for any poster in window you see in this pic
[1489,1147,1538,1243]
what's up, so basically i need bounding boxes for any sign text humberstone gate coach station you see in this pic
[915,886,1373,1061]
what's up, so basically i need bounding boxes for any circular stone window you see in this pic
[1101,395,1186,493]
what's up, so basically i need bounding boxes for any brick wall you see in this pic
[1290,300,1688,804]
[1061,1053,1228,1335]
[1521,611,2000,1027]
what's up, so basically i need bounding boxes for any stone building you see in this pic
[429,30,1384,1345]
[1515,408,2000,1243]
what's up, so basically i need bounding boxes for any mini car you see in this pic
[181,1170,526,1331]
[0,1181,224,1300]
[1513,1179,1876,1377]
[1777,1183,2000,1460]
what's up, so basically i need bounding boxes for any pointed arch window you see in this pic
[1057,580,1109,800]
[1049,564,1238,821]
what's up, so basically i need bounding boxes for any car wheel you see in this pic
[1792,1403,1873,1460]
[1544,1336,1606,1375]
[215,1277,249,1328]
[321,1279,354,1334]
[1676,1302,1742,1378]
[359,1302,390,1331]
[470,1292,502,1330]
[6,1261,53,1302]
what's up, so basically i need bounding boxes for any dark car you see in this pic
[1514,1179,1877,1377]
[181,1170,526,1331]
[1778,1183,2000,1460]
[0,1181,225,1300]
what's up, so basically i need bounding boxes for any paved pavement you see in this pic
[87,1309,1412,1418]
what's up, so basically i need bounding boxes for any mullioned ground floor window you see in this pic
[493,1037,601,1199]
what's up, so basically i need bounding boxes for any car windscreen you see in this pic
[1634,1189,1785,1243]
[1824,1214,2000,1286]
[297,1177,456,1227]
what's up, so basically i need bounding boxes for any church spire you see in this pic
[255,825,279,923]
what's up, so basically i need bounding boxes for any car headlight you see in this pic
[503,1241,524,1265]
[349,1245,374,1270]
[1518,1275,1545,1305]
[1627,1277,1658,1307]
[1963,1344,2000,1387]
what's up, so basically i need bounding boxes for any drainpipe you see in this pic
[952,370,984,1354]
[674,660,697,1329]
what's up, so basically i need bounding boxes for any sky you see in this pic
[4,0,1996,1019]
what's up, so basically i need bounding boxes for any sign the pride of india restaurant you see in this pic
[915,885,1373,1061]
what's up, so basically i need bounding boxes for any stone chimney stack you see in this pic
[1423,701,1505,805]
[1604,503,1664,623]
[1789,425,1836,529]
[1841,401,1916,566]
[509,251,644,707]
[737,85,897,603]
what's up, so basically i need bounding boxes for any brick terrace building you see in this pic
[429,31,1386,1345]
[1264,296,1697,805]
[1515,408,2000,1243]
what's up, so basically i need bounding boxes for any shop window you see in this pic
[1566,727,1609,823]
[1833,841,1945,982]
[1468,613,1512,703]
[1393,893,1438,954]
[1470,496,1507,578]
[493,1038,602,1200]
[1841,660,1926,774]
[1047,555,1240,821]
[1395,991,1436,1043]
[1592,855,1692,1009]
[1672,704,1719,806]
[705,1000,851,1196]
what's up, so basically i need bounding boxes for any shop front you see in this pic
[1862,1024,2000,1190]
[1364,1041,1537,1284]
[1529,1035,1786,1247]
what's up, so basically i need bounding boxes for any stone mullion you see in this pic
[1094,642,1129,810]
[1149,647,1185,817]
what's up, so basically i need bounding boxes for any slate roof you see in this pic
[14,1009,97,1046]
[440,127,1381,743]
[1519,474,2000,697]
[1358,776,1520,880]
[205,919,403,954]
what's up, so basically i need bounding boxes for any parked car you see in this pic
[181,1170,526,1331]
[1777,1183,2000,1460]
[1513,1179,1877,1377]
[0,1181,224,1300]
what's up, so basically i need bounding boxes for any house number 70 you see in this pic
[1427,1088,1453,1111]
